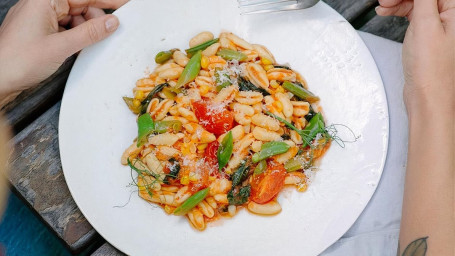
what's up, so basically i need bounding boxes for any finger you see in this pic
[376,2,414,17]
[378,0,404,8]
[414,0,439,19]
[83,7,106,20]
[59,26,66,32]
[46,14,120,58]
[70,15,86,28]
[50,0,70,21]
[68,0,129,9]
[69,6,105,17]
[58,15,72,26]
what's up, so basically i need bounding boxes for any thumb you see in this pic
[47,14,120,58]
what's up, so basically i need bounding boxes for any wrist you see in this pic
[404,83,454,120]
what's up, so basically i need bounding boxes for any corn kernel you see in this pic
[276,86,286,93]
[270,80,279,88]
[273,101,283,112]
[197,143,208,151]
[164,205,175,214]
[199,84,210,96]
[261,57,273,65]
[133,99,141,107]
[180,175,189,185]
[264,64,274,71]
[297,183,308,192]
[201,56,210,69]
[135,90,145,100]
[209,176,216,181]
[189,175,198,182]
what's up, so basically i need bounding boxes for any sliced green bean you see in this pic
[217,131,233,170]
[185,38,219,57]
[252,141,290,163]
[282,81,320,103]
[123,96,140,114]
[254,160,267,175]
[215,69,232,92]
[217,48,247,61]
[175,51,202,89]
[173,188,210,216]
[137,114,155,147]
[155,49,176,64]
[284,158,303,172]
[154,120,182,134]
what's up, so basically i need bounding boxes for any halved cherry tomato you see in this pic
[188,141,220,193]
[192,100,234,135]
[250,160,287,204]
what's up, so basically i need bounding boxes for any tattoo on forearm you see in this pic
[397,237,428,256]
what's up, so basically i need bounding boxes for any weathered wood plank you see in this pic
[360,15,409,43]
[323,0,377,22]
[8,103,96,252]
[91,243,124,256]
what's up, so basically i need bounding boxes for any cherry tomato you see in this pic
[188,141,220,193]
[250,160,287,204]
[192,100,234,135]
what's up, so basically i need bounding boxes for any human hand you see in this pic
[0,0,128,104]
[376,0,455,117]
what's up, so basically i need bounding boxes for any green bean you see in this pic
[155,49,176,64]
[185,38,219,57]
[122,97,140,114]
[154,120,182,134]
[254,160,267,175]
[137,114,155,147]
[301,113,325,147]
[174,51,202,89]
[282,81,320,103]
[284,158,303,172]
[252,142,290,163]
[217,131,233,170]
[217,48,247,61]
[173,188,210,216]
[140,83,167,115]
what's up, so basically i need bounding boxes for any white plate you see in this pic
[59,1,388,255]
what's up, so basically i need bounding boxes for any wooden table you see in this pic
[1,0,409,255]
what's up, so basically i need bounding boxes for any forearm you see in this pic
[400,94,455,255]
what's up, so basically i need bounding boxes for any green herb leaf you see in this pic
[301,113,325,147]
[215,69,232,92]
[254,160,267,175]
[175,51,202,89]
[173,187,210,216]
[140,83,167,115]
[231,161,250,188]
[238,77,270,96]
[137,114,155,147]
[227,185,251,205]
[252,141,290,163]
[217,131,233,170]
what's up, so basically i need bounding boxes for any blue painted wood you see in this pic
[0,190,71,256]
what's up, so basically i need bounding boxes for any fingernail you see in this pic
[105,16,119,32]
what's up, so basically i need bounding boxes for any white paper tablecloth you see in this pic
[321,32,409,256]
